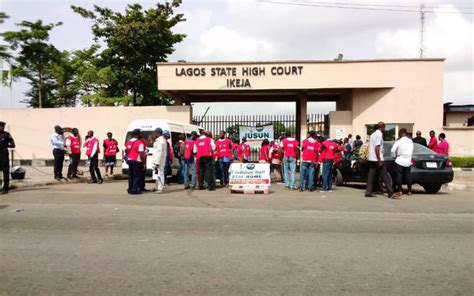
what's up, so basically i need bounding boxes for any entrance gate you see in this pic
[193,113,328,162]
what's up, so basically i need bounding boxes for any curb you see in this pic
[447,183,473,191]
[9,175,128,192]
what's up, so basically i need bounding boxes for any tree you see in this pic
[72,1,186,106]
[3,20,62,107]
[51,50,80,107]
[0,12,11,60]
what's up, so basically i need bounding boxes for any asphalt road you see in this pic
[1,182,473,296]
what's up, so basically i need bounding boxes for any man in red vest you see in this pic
[319,137,338,192]
[184,131,198,189]
[216,130,232,187]
[428,130,438,151]
[65,128,81,179]
[103,132,119,177]
[193,130,216,191]
[280,131,299,190]
[125,129,146,195]
[298,131,318,192]
[84,130,103,184]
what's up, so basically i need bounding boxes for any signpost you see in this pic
[229,163,271,194]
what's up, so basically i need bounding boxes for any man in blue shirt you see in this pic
[50,125,65,180]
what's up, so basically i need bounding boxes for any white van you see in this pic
[122,119,202,177]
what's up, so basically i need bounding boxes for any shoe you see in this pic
[407,192,413,196]
[105,173,109,177]
[88,180,98,184]
[98,180,103,184]
[328,190,333,193]
[1,190,8,195]
[365,194,377,198]
[67,176,73,180]
[198,187,205,190]
[191,186,196,190]
[285,186,289,189]
[131,192,143,195]
[394,191,403,198]
[184,186,190,190]
[299,188,304,192]
[309,189,314,192]
[209,188,216,191]
[319,190,326,193]
[388,193,395,199]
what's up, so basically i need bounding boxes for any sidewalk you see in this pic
[6,166,474,192]
[8,166,126,191]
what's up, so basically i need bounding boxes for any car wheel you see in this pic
[422,184,442,194]
[334,169,344,186]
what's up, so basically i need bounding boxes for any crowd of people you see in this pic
[0,121,452,197]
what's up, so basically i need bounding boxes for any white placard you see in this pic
[335,128,346,140]
[239,124,274,149]
[229,163,271,192]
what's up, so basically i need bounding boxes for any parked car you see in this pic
[333,142,454,194]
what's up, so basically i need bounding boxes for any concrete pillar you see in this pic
[296,93,308,143]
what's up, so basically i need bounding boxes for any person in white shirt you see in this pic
[391,128,414,198]
[152,128,167,194]
[85,130,103,184]
[50,125,65,180]
[365,122,394,198]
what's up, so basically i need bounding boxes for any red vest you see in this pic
[184,139,195,160]
[259,144,270,162]
[216,138,232,158]
[302,139,318,162]
[103,138,118,156]
[125,139,141,161]
[195,137,212,158]
[270,143,281,160]
[241,143,251,157]
[282,138,299,158]
[67,135,81,154]
[85,137,99,156]
[322,140,337,161]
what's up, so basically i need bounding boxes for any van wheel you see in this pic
[334,169,344,186]
[422,184,442,194]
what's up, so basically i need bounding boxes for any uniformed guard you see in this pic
[0,121,16,194]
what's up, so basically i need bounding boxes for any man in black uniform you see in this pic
[0,121,16,194]
[412,131,428,147]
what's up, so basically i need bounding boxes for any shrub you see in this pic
[450,156,474,168]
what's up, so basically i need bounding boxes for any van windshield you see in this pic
[125,131,156,148]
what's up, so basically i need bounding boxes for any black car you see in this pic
[333,142,454,194]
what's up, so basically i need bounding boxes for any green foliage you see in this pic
[2,20,63,107]
[450,156,474,168]
[0,12,11,60]
[71,1,186,106]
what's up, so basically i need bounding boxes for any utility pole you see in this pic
[419,3,425,59]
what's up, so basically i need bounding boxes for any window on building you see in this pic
[468,116,474,127]
[366,124,408,141]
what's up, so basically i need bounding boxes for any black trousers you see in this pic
[0,155,9,192]
[127,160,142,194]
[198,156,214,190]
[396,164,412,192]
[366,161,393,196]
[89,154,103,182]
[67,153,80,178]
[53,149,65,178]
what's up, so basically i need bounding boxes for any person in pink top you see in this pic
[428,130,438,151]
[259,139,271,163]
[280,131,299,190]
[436,133,450,156]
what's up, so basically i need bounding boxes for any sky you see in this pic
[0,0,473,116]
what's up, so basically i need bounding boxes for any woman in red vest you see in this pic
[270,140,282,182]
[259,139,271,163]
[65,128,81,179]
[103,132,119,176]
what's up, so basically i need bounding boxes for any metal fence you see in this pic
[192,113,328,162]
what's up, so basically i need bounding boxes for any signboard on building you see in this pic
[229,163,271,194]
[239,124,274,149]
